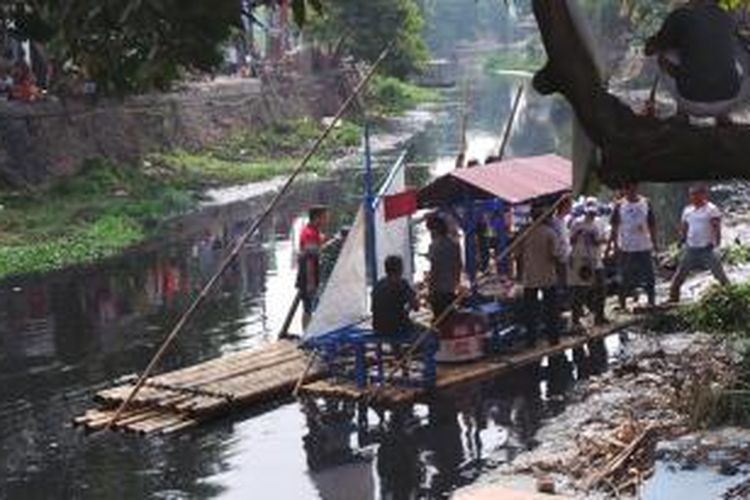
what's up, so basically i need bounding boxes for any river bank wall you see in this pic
[0,70,355,186]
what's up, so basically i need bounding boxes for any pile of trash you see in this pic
[491,331,743,497]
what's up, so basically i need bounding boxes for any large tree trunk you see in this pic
[532,0,750,186]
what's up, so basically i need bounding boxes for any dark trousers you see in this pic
[523,287,560,346]
[670,246,730,301]
[572,269,607,324]
[618,251,655,307]
[429,292,456,319]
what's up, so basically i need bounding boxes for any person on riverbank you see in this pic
[427,214,462,318]
[570,198,608,327]
[645,0,748,123]
[372,255,420,337]
[297,205,328,328]
[610,183,657,309]
[669,184,730,302]
[519,204,564,347]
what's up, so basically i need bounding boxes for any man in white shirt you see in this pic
[669,184,730,302]
[610,183,658,308]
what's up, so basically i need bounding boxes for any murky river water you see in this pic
[0,71,693,500]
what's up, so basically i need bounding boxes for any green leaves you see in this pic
[0,215,144,279]
[683,283,750,336]
[12,0,240,93]
[304,0,428,78]
[719,0,750,11]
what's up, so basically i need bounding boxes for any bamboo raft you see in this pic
[74,339,324,435]
[74,306,655,435]
[299,312,644,407]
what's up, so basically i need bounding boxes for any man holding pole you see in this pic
[519,204,564,347]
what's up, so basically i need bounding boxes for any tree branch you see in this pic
[532,0,750,186]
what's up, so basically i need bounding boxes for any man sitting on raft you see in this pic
[646,0,749,123]
[372,255,420,338]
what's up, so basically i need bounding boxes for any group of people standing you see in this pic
[519,182,730,347]
[295,181,731,347]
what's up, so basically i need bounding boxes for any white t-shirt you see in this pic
[616,197,654,253]
[570,218,604,269]
[683,202,721,248]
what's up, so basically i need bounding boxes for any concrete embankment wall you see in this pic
[0,71,353,186]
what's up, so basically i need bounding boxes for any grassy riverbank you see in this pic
[0,73,442,280]
[366,75,441,115]
[0,119,361,280]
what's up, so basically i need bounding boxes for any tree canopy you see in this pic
[5,1,242,93]
[305,0,428,78]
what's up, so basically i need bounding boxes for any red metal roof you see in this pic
[418,154,572,207]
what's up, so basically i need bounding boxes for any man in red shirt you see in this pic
[297,205,328,327]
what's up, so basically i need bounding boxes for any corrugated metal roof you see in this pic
[418,154,572,207]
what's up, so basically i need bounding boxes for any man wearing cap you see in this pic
[669,184,730,302]
[569,198,608,326]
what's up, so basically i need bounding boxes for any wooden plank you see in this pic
[96,340,301,401]
[75,338,325,435]
[77,308,642,435]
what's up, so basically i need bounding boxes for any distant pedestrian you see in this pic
[297,205,328,328]
[427,214,462,318]
[519,204,564,347]
[669,184,730,301]
[610,183,657,308]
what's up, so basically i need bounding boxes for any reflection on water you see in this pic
[0,70,649,500]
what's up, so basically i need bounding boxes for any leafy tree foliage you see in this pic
[4,1,244,94]
[305,0,428,78]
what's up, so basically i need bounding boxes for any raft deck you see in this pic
[299,313,644,407]
[74,339,323,435]
[74,307,656,435]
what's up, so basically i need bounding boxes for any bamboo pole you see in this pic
[456,80,472,168]
[497,84,525,161]
[278,293,302,339]
[105,42,395,431]
[279,234,344,339]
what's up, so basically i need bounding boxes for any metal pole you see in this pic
[363,122,378,284]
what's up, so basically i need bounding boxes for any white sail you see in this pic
[304,157,413,340]
[375,164,413,284]
[304,207,369,339]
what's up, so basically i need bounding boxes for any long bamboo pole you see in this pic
[278,293,302,339]
[497,84,525,161]
[455,80,472,169]
[364,192,572,404]
[105,42,394,430]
